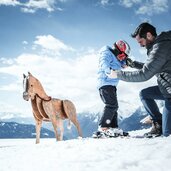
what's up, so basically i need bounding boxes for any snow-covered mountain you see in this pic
[0,105,151,139]
[0,121,55,138]
[120,106,151,131]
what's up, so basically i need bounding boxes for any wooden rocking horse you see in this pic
[23,72,82,144]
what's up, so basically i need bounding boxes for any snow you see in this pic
[0,129,171,171]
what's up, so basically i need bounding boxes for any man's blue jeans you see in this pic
[139,86,171,136]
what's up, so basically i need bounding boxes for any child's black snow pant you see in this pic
[99,85,118,128]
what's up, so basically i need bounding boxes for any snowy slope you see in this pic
[0,130,171,171]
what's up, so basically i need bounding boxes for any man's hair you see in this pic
[131,22,157,38]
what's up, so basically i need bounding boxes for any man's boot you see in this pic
[144,121,162,138]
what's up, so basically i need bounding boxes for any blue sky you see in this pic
[0,0,171,117]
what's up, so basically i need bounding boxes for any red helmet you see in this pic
[114,40,130,61]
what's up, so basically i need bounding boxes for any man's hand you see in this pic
[126,58,135,68]
[107,70,118,78]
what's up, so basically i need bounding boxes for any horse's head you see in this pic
[23,72,36,101]
[23,72,51,101]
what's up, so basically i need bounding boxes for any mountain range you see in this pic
[0,104,152,139]
[0,121,54,138]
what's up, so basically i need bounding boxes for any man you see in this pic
[92,40,131,138]
[109,22,171,138]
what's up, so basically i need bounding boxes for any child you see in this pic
[93,40,130,138]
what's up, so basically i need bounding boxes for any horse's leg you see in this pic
[62,100,82,138]
[71,118,82,138]
[66,111,82,137]
[42,100,60,141]
[57,119,64,141]
[50,115,60,141]
[35,118,42,144]
[51,117,64,141]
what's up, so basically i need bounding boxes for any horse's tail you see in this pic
[67,120,72,129]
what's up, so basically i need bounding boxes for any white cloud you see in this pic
[0,57,14,65]
[119,0,142,8]
[0,35,156,115]
[0,50,99,113]
[0,0,65,13]
[100,0,110,6]
[21,7,36,13]
[0,102,25,115]
[136,0,169,16]
[99,0,117,7]
[23,0,56,13]
[0,83,20,91]
[0,50,156,115]
[33,35,74,55]
[22,41,28,45]
[0,0,20,6]
[119,0,169,16]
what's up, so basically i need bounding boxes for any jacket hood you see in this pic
[155,31,171,43]
[146,31,171,53]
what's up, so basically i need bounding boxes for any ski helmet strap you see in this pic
[109,47,120,57]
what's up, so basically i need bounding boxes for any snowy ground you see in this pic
[0,129,171,171]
